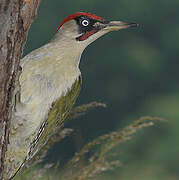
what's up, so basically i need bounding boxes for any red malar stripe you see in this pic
[79,30,97,41]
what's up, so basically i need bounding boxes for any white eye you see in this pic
[81,19,89,26]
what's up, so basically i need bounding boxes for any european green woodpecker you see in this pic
[4,12,138,179]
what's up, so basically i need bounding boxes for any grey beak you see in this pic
[104,21,139,31]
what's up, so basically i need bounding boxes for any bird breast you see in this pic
[18,43,81,137]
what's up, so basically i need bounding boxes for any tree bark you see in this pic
[0,0,41,179]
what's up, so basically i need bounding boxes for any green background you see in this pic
[24,0,179,179]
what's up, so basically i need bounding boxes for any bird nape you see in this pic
[4,12,138,179]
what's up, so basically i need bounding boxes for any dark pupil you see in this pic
[82,20,88,26]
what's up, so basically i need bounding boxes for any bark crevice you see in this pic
[0,0,41,179]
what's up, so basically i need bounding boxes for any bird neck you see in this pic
[47,40,83,67]
[49,34,85,67]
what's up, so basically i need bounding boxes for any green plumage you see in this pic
[29,75,82,159]
[5,76,81,179]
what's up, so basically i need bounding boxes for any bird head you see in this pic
[52,12,138,50]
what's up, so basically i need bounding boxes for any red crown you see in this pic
[57,12,103,31]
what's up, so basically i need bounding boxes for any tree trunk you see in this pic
[0,0,41,179]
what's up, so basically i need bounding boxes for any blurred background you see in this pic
[23,0,179,179]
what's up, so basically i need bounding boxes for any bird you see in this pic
[4,12,138,179]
